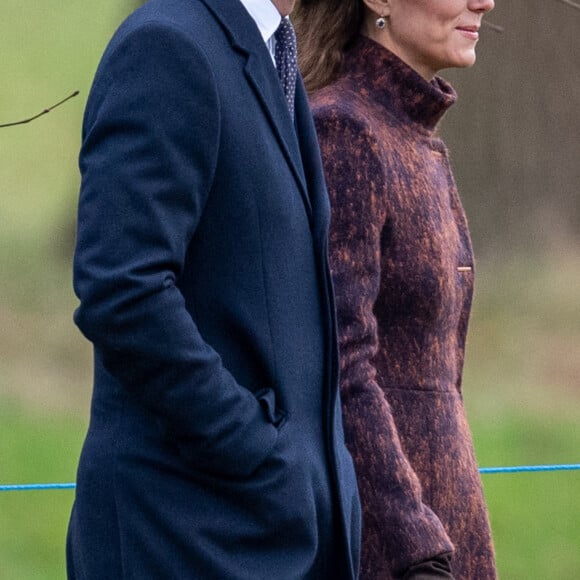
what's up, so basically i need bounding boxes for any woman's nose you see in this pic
[469,0,495,13]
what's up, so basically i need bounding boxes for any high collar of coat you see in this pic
[340,35,457,133]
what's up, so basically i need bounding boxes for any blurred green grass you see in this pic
[0,402,85,580]
[1,2,579,579]
[475,416,580,578]
[464,256,580,578]
[0,2,124,247]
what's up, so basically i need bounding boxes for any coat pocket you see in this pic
[256,387,289,430]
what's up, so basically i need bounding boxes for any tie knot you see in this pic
[274,17,297,118]
[275,16,296,50]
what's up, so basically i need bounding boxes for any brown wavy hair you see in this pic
[293,0,364,93]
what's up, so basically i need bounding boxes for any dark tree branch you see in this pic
[479,0,580,36]
[0,90,79,129]
[483,20,505,33]
[558,0,580,10]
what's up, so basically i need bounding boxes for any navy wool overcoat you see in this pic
[66,0,361,578]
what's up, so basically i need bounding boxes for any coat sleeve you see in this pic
[73,22,278,478]
[314,108,455,575]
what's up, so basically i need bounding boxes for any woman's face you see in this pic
[366,0,495,79]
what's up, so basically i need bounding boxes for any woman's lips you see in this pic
[456,26,480,40]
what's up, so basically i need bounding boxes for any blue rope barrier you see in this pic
[479,464,580,474]
[0,483,76,492]
[1,464,579,492]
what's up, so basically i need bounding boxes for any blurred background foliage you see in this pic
[1,1,579,578]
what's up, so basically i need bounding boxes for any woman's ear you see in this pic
[360,0,391,19]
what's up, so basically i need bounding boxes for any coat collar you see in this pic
[198,0,312,218]
[341,35,457,133]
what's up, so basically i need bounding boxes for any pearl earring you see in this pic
[375,16,386,29]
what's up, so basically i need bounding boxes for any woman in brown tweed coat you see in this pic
[294,0,497,578]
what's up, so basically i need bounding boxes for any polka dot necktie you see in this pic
[274,17,298,118]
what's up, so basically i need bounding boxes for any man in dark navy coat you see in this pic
[67,0,361,577]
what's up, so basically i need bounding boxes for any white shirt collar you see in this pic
[238,0,282,45]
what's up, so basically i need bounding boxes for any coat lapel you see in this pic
[198,0,312,219]
[294,76,330,244]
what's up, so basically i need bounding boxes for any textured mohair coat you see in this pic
[311,36,496,579]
